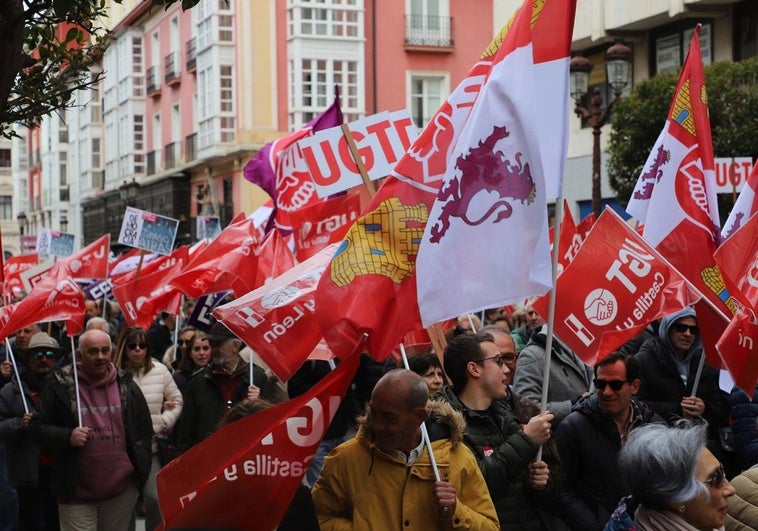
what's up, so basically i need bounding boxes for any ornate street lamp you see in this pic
[16,212,27,236]
[119,178,140,207]
[570,40,633,218]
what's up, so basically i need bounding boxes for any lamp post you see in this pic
[16,212,27,236]
[570,40,633,218]
[119,178,140,208]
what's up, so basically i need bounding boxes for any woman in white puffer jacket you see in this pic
[116,327,183,530]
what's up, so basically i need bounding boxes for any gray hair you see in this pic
[85,317,110,333]
[618,422,709,510]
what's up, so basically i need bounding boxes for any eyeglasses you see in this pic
[672,323,699,335]
[703,464,726,489]
[31,351,56,361]
[501,353,518,363]
[128,343,147,350]
[476,355,506,368]
[593,378,630,391]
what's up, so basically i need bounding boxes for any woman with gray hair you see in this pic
[617,422,735,530]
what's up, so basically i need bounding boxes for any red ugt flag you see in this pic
[156,352,360,530]
[716,311,758,393]
[714,211,758,314]
[533,209,701,366]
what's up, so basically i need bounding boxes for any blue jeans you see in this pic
[304,433,353,489]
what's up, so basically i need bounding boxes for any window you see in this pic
[288,0,362,38]
[132,37,143,74]
[0,149,10,167]
[406,0,451,46]
[736,1,758,60]
[59,152,67,186]
[0,196,11,220]
[219,15,233,41]
[290,58,361,127]
[220,65,234,112]
[409,74,446,128]
[92,138,101,168]
[653,22,712,74]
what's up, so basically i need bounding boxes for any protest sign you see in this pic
[118,206,179,256]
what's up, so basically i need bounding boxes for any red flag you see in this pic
[716,311,758,392]
[171,215,263,298]
[112,261,184,329]
[289,192,361,261]
[3,254,39,300]
[253,229,297,288]
[156,351,360,530]
[533,209,701,365]
[54,234,111,280]
[722,161,758,239]
[111,246,189,287]
[0,266,85,340]
[554,199,581,275]
[714,211,758,313]
[213,244,337,382]
[576,212,596,239]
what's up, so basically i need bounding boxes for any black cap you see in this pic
[207,321,237,342]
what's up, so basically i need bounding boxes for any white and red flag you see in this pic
[416,0,576,326]
[3,253,38,300]
[721,161,758,240]
[156,351,360,530]
[533,209,701,366]
[626,25,734,318]
[112,261,184,330]
[213,244,337,382]
[252,228,297,288]
[289,192,361,261]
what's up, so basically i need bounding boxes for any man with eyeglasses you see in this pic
[0,331,62,529]
[28,329,152,530]
[633,306,730,469]
[552,351,661,531]
[438,333,554,530]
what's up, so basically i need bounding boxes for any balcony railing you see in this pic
[405,15,453,47]
[185,133,196,162]
[146,150,157,176]
[164,141,179,168]
[164,52,180,85]
[146,66,161,95]
[186,38,196,72]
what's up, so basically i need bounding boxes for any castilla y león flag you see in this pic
[533,209,701,366]
[156,352,360,531]
[416,0,576,326]
[213,244,338,382]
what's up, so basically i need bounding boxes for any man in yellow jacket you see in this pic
[312,369,499,530]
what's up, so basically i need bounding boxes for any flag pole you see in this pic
[536,196,565,461]
[70,335,83,427]
[340,124,376,198]
[5,339,29,414]
[400,343,441,482]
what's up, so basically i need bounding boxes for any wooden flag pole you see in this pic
[340,123,376,198]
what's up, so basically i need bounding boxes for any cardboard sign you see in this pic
[714,157,754,194]
[118,206,179,256]
[196,216,222,240]
[36,228,75,258]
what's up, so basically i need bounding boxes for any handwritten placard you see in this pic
[118,206,179,256]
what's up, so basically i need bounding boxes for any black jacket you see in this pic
[634,336,728,442]
[553,395,660,531]
[0,374,43,487]
[437,386,550,530]
[175,362,268,451]
[28,364,152,499]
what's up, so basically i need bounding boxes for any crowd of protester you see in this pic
[0,298,756,530]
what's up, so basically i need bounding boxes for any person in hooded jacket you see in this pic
[312,369,499,531]
[632,306,730,465]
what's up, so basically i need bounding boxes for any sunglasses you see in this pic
[31,351,56,361]
[593,378,630,391]
[128,343,147,350]
[177,339,189,346]
[703,464,726,489]
[672,323,699,335]
[476,354,506,368]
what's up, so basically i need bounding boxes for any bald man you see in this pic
[313,369,499,530]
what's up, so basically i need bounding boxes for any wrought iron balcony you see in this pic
[405,15,453,48]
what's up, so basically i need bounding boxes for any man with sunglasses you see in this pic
[0,331,62,529]
[633,306,730,470]
[552,351,662,531]
[438,333,554,530]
